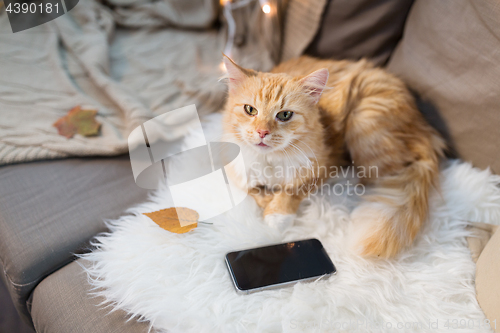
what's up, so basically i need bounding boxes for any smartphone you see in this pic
[225,238,336,294]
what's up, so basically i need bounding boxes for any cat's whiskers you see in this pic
[288,143,319,187]
[206,133,228,143]
[279,147,297,181]
[287,146,312,177]
[292,139,321,185]
[288,147,316,186]
[291,138,319,166]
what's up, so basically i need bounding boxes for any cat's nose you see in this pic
[257,129,270,138]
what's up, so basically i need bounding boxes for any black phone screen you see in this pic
[226,238,336,291]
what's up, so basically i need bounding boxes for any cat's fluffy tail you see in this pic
[349,154,441,258]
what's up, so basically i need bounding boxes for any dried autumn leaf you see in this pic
[143,207,199,234]
[53,106,101,138]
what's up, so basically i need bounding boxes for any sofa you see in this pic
[1,0,499,332]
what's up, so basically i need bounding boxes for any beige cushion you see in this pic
[387,0,500,174]
[467,223,498,263]
[476,226,500,332]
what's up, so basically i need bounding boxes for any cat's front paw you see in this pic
[264,214,296,232]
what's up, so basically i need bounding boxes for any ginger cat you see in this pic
[222,55,445,258]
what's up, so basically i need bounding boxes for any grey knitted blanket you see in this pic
[0,0,325,165]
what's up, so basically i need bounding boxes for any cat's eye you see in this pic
[244,104,258,116]
[276,111,293,121]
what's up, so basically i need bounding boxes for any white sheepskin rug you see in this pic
[82,114,500,333]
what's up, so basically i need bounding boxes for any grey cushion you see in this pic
[31,260,150,333]
[306,0,414,66]
[0,278,34,333]
[0,156,149,325]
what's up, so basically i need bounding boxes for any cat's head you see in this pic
[222,56,328,155]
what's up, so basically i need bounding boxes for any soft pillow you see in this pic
[305,0,414,66]
[387,0,500,174]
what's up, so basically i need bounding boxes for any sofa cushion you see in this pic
[475,226,500,332]
[31,260,150,333]
[305,0,414,66]
[0,156,149,324]
[387,0,500,174]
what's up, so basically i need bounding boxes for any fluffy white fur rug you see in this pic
[82,114,500,333]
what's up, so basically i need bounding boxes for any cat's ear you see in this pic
[299,68,329,104]
[223,54,255,93]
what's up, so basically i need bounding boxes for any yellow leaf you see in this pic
[143,207,199,234]
[53,106,101,138]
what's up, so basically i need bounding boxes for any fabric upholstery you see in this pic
[31,260,150,333]
[305,0,414,66]
[281,0,327,62]
[467,223,498,263]
[387,0,500,174]
[476,226,500,332]
[0,278,34,333]
[0,156,149,324]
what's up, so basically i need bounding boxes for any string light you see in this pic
[259,0,271,14]
[220,0,273,72]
